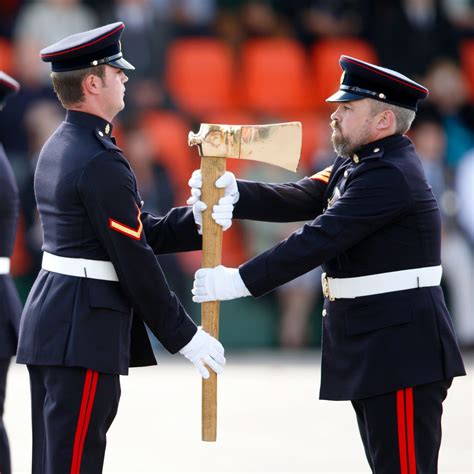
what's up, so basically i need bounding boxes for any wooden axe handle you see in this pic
[200,155,226,442]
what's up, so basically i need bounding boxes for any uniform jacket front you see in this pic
[0,144,22,358]
[234,134,466,400]
[17,111,201,375]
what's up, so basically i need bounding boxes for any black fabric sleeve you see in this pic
[77,152,196,353]
[140,207,202,255]
[234,176,328,222]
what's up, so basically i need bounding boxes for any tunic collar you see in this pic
[65,110,113,137]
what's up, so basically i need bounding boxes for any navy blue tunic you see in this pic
[17,111,201,375]
[235,134,466,400]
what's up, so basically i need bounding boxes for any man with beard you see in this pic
[189,55,466,472]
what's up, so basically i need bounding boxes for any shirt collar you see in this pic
[65,110,113,137]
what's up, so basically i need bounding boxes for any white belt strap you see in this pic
[42,252,119,282]
[321,265,442,300]
[0,257,10,275]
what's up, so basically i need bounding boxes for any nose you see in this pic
[330,107,341,121]
[121,71,128,84]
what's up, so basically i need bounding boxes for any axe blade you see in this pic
[188,122,302,172]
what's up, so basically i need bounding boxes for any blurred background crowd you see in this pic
[0,0,473,350]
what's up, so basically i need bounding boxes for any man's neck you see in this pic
[68,103,114,123]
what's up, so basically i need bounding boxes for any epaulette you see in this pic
[94,128,122,152]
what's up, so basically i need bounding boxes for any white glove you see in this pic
[179,327,226,379]
[192,265,251,303]
[187,170,239,233]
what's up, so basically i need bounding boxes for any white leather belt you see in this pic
[0,257,10,275]
[42,252,119,282]
[321,265,442,300]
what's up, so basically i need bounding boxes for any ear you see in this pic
[375,109,395,132]
[82,73,102,97]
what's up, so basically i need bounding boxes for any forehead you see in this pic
[336,98,371,110]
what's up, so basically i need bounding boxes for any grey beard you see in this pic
[332,134,357,158]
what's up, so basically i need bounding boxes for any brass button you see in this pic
[322,309,327,317]
[353,154,359,164]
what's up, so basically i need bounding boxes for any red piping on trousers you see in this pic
[397,388,417,474]
[70,369,99,474]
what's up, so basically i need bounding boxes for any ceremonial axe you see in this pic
[188,122,302,442]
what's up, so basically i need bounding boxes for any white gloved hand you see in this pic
[192,265,251,303]
[179,327,226,379]
[187,170,239,233]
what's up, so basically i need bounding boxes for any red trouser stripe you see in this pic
[70,369,99,474]
[397,388,417,474]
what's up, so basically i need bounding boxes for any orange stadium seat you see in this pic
[0,37,15,75]
[296,113,326,173]
[166,38,236,117]
[460,39,474,101]
[310,38,378,109]
[240,38,312,116]
[139,110,196,205]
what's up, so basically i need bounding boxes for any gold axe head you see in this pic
[188,122,302,172]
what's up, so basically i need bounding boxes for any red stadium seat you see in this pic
[0,37,15,75]
[240,38,312,116]
[460,39,474,101]
[139,110,196,205]
[166,38,236,116]
[310,38,378,109]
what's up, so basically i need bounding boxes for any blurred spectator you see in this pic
[456,149,474,245]
[423,59,474,167]
[153,0,217,36]
[241,162,321,348]
[410,118,474,349]
[368,0,459,78]
[13,0,99,84]
[105,0,170,115]
[441,0,474,34]
[0,69,56,192]
[295,0,363,45]
[0,0,21,38]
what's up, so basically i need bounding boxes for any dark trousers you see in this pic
[351,379,452,474]
[0,359,11,474]
[28,365,121,474]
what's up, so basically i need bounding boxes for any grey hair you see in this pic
[369,100,416,135]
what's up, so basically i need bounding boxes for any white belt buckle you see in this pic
[321,272,335,301]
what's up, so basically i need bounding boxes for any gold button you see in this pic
[353,154,359,164]
[374,148,380,153]
[378,93,386,99]
[322,309,327,317]
[92,60,98,66]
